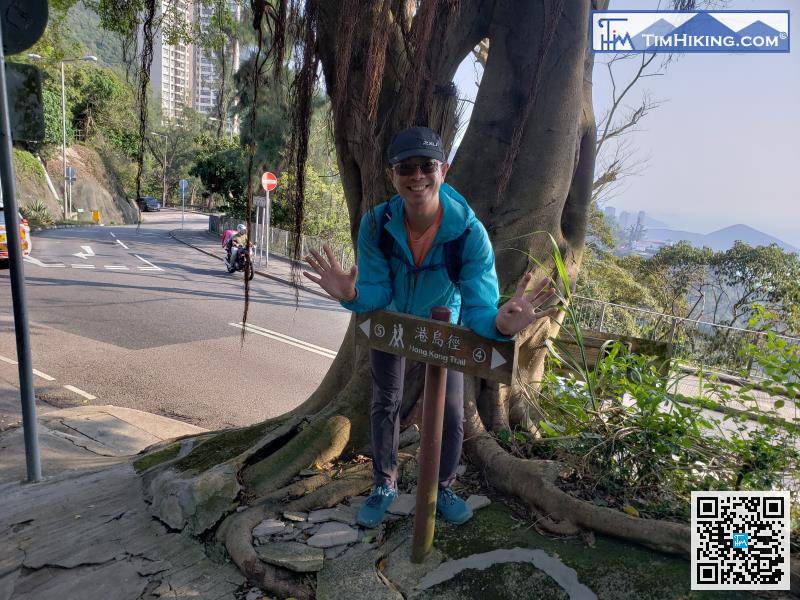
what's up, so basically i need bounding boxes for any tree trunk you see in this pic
[138,2,692,596]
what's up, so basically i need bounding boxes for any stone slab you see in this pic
[306,522,359,548]
[387,493,416,516]
[466,495,491,511]
[255,541,324,573]
[252,518,285,538]
[283,511,307,522]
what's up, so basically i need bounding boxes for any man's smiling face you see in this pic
[388,157,449,212]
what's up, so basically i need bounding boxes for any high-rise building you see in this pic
[150,0,194,121]
[603,206,616,222]
[149,1,240,127]
[194,1,241,132]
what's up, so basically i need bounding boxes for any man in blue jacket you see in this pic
[304,126,557,528]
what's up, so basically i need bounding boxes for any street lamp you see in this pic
[27,53,98,220]
[150,131,168,208]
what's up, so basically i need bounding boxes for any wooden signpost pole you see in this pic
[410,306,451,563]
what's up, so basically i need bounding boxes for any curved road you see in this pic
[0,210,350,429]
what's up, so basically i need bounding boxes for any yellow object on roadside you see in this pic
[92,210,100,223]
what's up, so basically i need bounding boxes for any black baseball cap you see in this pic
[387,126,445,164]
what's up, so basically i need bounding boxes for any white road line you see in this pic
[115,239,130,250]
[0,355,54,380]
[110,232,116,238]
[230,322,338,359]
[24,257,66,268]
[32,369,55,381]
[71,264,96,269]
[105,265,130,270]
[63,385,96,401]
[134,254,163,271]
[137,267,161,271]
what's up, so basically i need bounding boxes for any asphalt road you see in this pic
[0,210,351,430]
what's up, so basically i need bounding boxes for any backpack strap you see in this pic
[444,227,470,285]
[378,203,394,264]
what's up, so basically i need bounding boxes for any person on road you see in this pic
[303,126,558,528]
[222,224,248,272]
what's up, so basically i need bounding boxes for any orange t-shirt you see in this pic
[405,205,443,267]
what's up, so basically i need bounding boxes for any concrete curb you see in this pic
[168,229,334,301]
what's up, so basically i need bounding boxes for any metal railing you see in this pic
[569,295,799,379]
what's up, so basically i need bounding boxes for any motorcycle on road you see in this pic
[224,242,255,281]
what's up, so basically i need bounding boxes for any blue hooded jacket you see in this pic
[341,183,507,341]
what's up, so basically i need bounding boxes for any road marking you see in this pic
[110,232,116,238]
[73,245,95,260]
[24,257,65,268]
[63,385,96,401]
[115,239,130,250]
[105,265,130,270]
[71,264,96,269]
[229,322,338,359]
[32,369,55,381]
[0,355,54,380]
[134,254,163,271]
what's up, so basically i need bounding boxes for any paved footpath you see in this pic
[0,381,245,600]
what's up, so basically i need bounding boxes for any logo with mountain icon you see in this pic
[592,11,789,53]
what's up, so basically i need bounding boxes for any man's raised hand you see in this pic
[303,244,358,302]
[495,273,560,337]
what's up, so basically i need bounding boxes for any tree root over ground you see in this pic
[219,504,315,599]
[464,378,691,556]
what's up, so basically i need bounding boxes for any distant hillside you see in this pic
[645,224,799,254]
[65,2,125,71]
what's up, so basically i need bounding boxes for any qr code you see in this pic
[691,491,790,590]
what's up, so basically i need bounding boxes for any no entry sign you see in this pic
[261,171,278,192]
[356,311,517,384]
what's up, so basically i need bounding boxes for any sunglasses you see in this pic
[391,160,441,176]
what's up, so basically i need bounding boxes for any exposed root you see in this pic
[286,474,373,513]
[534,514,581,537]
[219,505,315,599]
[261,471,334,503]
[463,377,690,556]
[243,415,351,497]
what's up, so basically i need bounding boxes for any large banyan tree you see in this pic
[122,0,693,596]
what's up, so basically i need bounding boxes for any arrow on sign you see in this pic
[491,348,506,370]
[72,245,95,260]
[359,319,371,338]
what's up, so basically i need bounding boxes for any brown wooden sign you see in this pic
[355,311,517,384]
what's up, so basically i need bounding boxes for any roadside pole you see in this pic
[259,171,277,269]
[179,179,187,229]
[0,23,41,482]
[268,190,270,269]
[411,306,451,563]
[254,200,260,264]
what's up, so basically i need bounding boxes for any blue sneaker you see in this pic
[437,487,473,525]
[357,485,397,528]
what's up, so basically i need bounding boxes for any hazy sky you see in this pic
[452,0,799,247]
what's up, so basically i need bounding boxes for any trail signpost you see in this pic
[356,308,518,562]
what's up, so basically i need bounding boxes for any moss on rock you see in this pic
[133,442,181,473]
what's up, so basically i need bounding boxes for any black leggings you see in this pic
[369,349,464,489]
